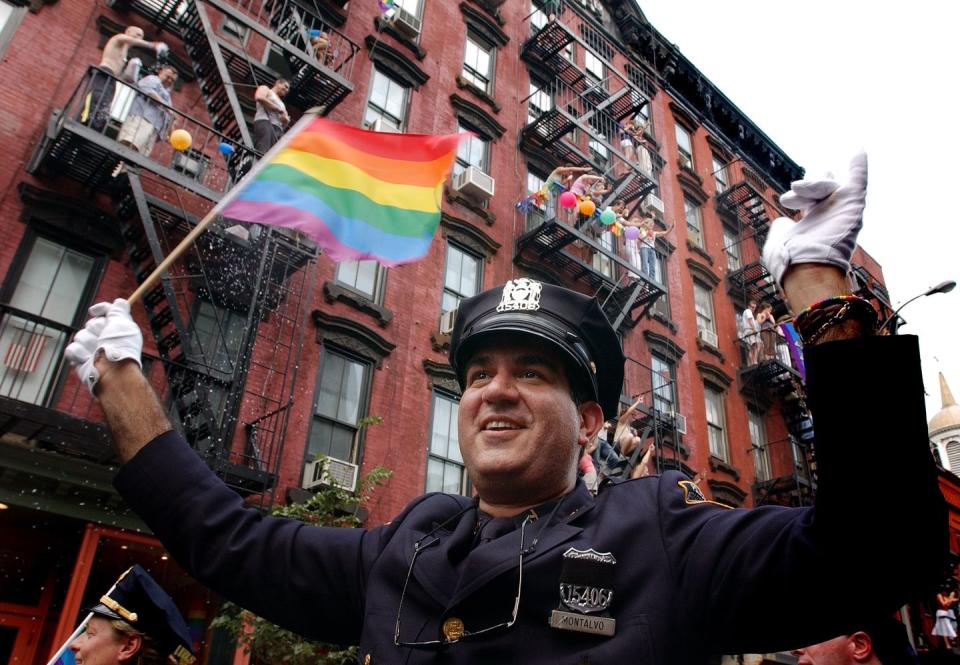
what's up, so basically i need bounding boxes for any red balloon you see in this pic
[559,191,577,209]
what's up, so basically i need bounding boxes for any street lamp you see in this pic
[881,280,956,334]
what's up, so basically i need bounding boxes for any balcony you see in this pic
[515,218,664,330]
[850,263,895,324]
[727,262,789,320]
[521,77,663,208]
[27,66,252,201]
[716,181,771,249]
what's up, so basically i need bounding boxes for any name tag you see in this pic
[549,609,616,636]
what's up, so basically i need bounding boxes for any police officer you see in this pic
[65,153,945,663]
[792,615,919,665]
[67,564,195,665]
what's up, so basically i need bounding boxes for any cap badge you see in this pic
[496,278,542,313]
[549,548,617,637]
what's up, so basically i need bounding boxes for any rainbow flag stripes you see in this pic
[221,117,464,266]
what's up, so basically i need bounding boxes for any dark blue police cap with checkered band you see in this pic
[448,279,625,419]
[86,564,196,665]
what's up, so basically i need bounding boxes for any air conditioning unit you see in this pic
[302,458,359,493]
[698,328,718,349]
[645,193,664,213]
[390,7,421,39]
[674,413,687,435]
[439,308,458,335]
[452,165,495,200]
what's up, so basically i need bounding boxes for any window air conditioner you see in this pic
[452,165,495,200]
[698,328,718,349]
[439,308,458,335]
[391,8,421,39]
[645,193,664,213]
[302,458,359,493]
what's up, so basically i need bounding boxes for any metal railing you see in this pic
[56,65,259,194]
[212,0,360,80]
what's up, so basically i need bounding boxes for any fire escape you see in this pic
[516,1,666,331]
[717,178,816,507]
[21,0,356,508]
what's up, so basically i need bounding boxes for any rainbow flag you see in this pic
[218,116,464,266]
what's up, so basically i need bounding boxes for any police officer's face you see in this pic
[69,617,140,665]
[458,339,603,507]
[792,635,856,665]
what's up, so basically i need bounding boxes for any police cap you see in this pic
[449,279,625,419]
[87,564,196,665]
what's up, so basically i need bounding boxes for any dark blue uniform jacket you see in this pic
[115,335,946,664]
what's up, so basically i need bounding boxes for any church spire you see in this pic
[942,372,958,408]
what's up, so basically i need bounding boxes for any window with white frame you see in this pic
[693,281,715,336]
[220,16,249,44]
[529,1,547,34]
[441,242,482,314]
[591,227,615,278]
[190,300,246,378]
[393,0,422,30]
[675,124,694,169]
[585,51,604,88]
[704,385,729,461]
[307,349,369,463]
[527,81,552,124]
[525,170,547,230]
[651,354,676,415]
[462,32,495,94]
[712,155,729,192]
[335,260,384,302]
[426,391,468,494]
[454,122,489,176]
[723,225,741,272]
[748,409,771,482]
[363,68,408,131]
[0,2,25,61]
[649,250,671,319]
[1,236,97,405]
[685,196,703,247]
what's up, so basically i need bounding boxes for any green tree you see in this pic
[210,459,392,664]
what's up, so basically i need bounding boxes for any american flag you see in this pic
[4,330,48,373]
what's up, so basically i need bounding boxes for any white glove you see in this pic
[64,299,143,395]
[762,151,867,287]
[155,42,169,58]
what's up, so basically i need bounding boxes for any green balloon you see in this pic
[600,208,616,225]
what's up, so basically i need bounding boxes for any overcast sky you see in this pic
[634,0,960,420]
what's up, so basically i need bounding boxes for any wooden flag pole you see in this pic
[127,208,219,305]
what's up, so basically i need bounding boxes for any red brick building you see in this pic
[0,0,899,662]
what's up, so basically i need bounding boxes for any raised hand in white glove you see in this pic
[762,151,867,288]
[154,42,169,58]
[64,299,142,395]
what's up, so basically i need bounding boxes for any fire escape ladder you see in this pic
[178,0,254,147]
[118,170,226,457]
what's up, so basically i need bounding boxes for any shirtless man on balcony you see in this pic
[81,26,168,132]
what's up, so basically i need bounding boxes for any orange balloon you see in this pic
[579,199,596,217]
[169,129,193,151]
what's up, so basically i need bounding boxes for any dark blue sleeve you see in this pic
[113,431,399,645]
[658,335,947,654]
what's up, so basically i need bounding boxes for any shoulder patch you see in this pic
[678,480,732,509]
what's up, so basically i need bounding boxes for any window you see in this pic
[220,16,249,45]
[529,1,547,33]
[335,260,384,302]
[588,135,609,170]
[0,2,26,61]
[364,68,408,131]
[591,227,615,278]
[441,243,482,314]
[684,197,703,247]
[675,124,694,169]
[307,349,369,463]
[749,410,771,482]
[945,439,960,472]
[585,51,605,88]
[527,81,552,124]
[426,392,468,494]
[712,155,729,192]
[190,301,246,378]
[704,385,728,461]
[1,236,97,405]
[462,33,495,94]
[393,0,422,29]
[651,354,676,415]
[454,122,489,176]
[525,170,546,230]
[693,282,715,336]
[723,225,741,272]
[649,250,671,319]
